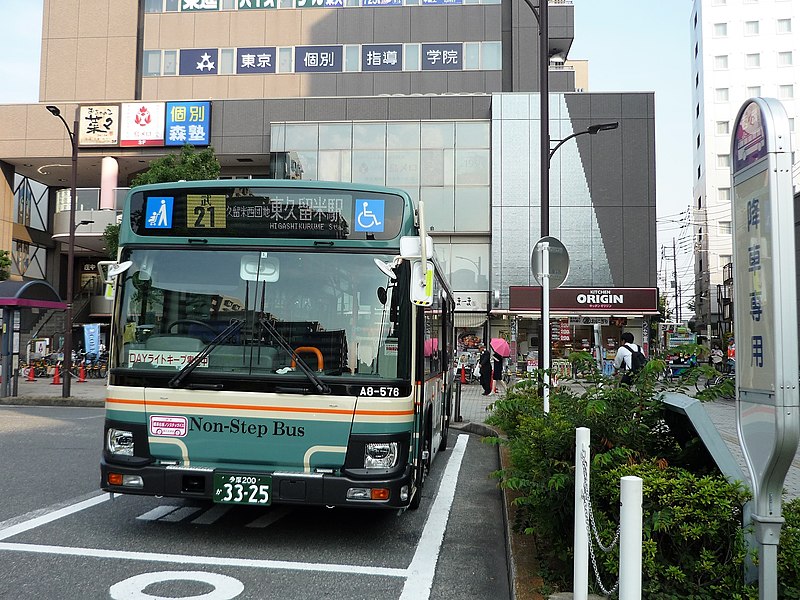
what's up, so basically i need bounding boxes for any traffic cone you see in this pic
[26,366,35,382]
[51,365,61,385]
[77,364,86,383]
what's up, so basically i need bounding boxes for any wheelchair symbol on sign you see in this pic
[355,199,385,233]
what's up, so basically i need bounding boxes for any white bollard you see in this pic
[619,476,643,600]
[573,427,590,600]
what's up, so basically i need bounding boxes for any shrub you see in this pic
[487,368,763,598]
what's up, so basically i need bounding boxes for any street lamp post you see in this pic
[46,105,78,399]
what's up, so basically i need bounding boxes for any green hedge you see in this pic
[487,363,800,598]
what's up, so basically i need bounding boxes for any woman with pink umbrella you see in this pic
[490,338,510,395]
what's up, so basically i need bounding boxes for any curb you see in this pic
[0,397,104,408]
[452,420,517,600]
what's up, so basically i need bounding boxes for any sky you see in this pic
[0,0,695,303]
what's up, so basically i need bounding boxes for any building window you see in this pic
[778,18,792,34]
[713,23,728,37]
[163,50,177,75]
[697,195,702,209]
[779,51,793,66]
[696,134,701,149]
[747,86,762,97]
[344,45,359,72]
[714,55,728,69]
[696,103,700,118]
[143,50,161,76]
[144,0,163,12]
[744,21,760,35]
[219,48,235,74]
[278,47,293,73]
[745,53,760,68]
[719,221,732,235]
[220,0,236,8]
[404,44,421,71]
[482,42,501,70]
[715,88,729,102]
[718,187,731,202]
[165,0,179,11]
[717,154,731,168]
[719,255,732,268]
[716,120,730,135]
[698,165,702,179]
[779,84,795,99]
[464,43,480,70]
[695,73,699,88]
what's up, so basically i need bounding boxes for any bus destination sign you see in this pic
[130,186,405,241]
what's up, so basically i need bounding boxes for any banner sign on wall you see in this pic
[120,102,166,147]
[77,105,120,147]
[165,101,211,146]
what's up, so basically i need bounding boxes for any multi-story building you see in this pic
[690,0,800,340]
[0,0,657,374]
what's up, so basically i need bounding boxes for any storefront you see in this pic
[505,286,660,377]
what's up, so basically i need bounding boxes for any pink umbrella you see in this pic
[490,338,510,358]
[424,338,439,357]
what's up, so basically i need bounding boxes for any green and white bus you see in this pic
[100,180,454,510]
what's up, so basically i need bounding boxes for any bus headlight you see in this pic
[107,428,134,456]
[364,442,399,469]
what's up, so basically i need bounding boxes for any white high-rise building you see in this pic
[691,0,800,340]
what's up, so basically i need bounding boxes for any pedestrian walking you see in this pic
[478,344,492,395]
[491,351,505,395]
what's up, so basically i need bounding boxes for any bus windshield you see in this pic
[113,248,410,383]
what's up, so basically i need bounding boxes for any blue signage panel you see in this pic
[145,197,175,229]
[296,0,344,6]
[354,199,385,233]
[238,0,277,7]
[165,101,211,146]
[295,46,343,73]
[361,0,403,5]
[182,0,220,9]
[237,47,277,73]
[179,48,219,76]
[361,44,402,72]
[422,0,463,4]
[421,43,462,70]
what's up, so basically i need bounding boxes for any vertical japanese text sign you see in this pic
[731,98,799,519]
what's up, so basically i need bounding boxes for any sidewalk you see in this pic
[0,373,106,407]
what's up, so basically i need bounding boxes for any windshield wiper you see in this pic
[257,318,331,395]
[169,319,244,389]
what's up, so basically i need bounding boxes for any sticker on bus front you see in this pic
[149,415,188,437]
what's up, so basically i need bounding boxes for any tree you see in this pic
[130,144,221,187]
[103,145,222,258]
[103,223,120,260]
[0,250,11,280]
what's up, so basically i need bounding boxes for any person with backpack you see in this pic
[614,331,647,386]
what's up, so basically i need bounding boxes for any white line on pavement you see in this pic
[0,493,111,541]
[399,433,469,600]
[0,542,409,578]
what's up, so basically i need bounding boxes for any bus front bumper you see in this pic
[100,459,414,509]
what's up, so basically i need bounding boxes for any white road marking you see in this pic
[110,570,244,600]
[0,493,110,541]
[0,433,472,600]
[160,506,203,522]
[136,505,182,522]
[399,434,468,600]
[190,504,231,525]
[245,506,291,528]
[0,542,408,577]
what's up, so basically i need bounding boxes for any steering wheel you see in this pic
[166,319,217,336]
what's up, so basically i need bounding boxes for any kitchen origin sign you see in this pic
[509,287,658,314]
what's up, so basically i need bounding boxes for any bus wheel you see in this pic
[409,418,431,511]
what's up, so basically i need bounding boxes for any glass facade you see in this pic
[270,119,491,296]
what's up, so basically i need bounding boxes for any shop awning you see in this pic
[454,313,487,328]
[0,280,66,310]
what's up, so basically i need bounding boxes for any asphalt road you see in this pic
[0,405,510,600]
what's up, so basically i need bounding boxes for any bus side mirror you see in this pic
[410,260,433,307]
[98,260,133,300]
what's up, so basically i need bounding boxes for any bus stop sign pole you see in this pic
[731,97,799,598]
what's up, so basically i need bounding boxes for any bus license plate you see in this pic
[212,473,272,505]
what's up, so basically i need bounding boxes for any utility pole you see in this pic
[672,238,680,323]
